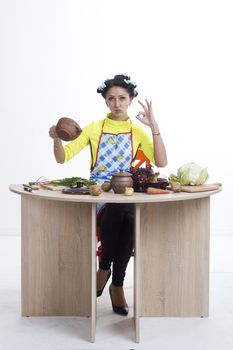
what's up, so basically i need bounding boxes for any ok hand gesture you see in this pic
[136,99,157,129]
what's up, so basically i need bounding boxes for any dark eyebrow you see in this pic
[107,94,127,98]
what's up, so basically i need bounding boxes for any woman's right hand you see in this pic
[49,125,59,139]
[49,125,65,163]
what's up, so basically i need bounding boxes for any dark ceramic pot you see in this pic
[110,169,133,194]
[56,117,82,141]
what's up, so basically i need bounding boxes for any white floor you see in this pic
[1,235,233,350]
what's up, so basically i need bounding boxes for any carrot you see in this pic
[146,187,171,194]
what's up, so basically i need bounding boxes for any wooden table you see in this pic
[9,184,221,342]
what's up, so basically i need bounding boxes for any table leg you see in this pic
[21,196,96,341]
[91,203,97,342]
[139,197,210,317]
[134,204,140,343]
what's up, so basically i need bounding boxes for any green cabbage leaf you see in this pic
[169,162,209,186]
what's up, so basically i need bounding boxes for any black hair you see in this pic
[97,74,138,98]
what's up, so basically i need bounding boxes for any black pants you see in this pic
[99,203,134,287]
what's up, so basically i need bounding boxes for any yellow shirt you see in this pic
[64,114,155,167]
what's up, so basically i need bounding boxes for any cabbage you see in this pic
[169,162,209,186]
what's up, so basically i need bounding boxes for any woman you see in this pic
[49,74,167,316]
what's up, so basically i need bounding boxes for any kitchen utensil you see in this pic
[180,183,222,193]
[56,117,82,141]
[110,169,133,194]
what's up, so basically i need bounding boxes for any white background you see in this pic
[1,0,232,235]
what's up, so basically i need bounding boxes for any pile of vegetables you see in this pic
[169,162,209,186]
[49,177,96,187]
[129,165,159,185]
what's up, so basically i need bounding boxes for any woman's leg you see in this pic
[97,203,126,294]
[99,203,127,270]
[97,203,134,310]
[109,204,134,313]
[112,204,134,286]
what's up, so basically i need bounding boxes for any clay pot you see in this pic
[56,117,82,141]
[110,169,133,194]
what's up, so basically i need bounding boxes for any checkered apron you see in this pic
[90,120,133,184]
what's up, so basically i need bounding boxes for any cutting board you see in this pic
[181,183,222,193]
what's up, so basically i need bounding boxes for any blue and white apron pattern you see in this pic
[90,120,133,213]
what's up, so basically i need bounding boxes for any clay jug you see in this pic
[110,169,133,194]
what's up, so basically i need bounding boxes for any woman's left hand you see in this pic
[136,99,157,129]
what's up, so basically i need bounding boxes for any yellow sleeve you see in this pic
[63,120,103,164]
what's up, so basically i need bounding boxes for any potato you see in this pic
[124,187,134,196]
[89,185,102,196]
[101,182,111,192]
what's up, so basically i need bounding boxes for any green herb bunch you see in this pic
[49,177,96,187]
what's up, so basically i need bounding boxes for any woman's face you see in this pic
[105,86,133,120]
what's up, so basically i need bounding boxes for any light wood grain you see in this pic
[10,184,220,342]
[21,196,93,316]
[91,203,96,343]
[9,184,221,204]
[139,197,210,316]
[134,204,140,343]
[181,183,221,192]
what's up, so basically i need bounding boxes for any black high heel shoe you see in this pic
[109,285,129,316]
[97,269,111,297]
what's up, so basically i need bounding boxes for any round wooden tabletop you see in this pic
[9,184,222,204]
